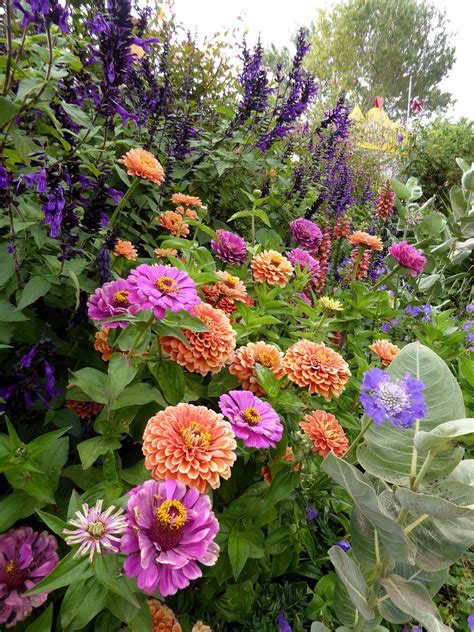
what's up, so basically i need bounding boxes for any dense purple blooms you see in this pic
[0,164,9,189]
[0,527,58,628]
[389,241,426,276]
[237,38,272,122]
[290,218,322,251]
[13,0,69,33]
[277,614,292,632]
[467,614,474,631]
[360,368,427,429]
[211,229,247,264]
[287,248,320,279]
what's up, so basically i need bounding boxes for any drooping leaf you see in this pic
[328,545,374,619]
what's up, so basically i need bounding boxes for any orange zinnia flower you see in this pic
[143,403,237,493]
[148,599,182,632]
[215,271,248,301]
[261,446,300,485]
[191,623,212,632]
[114,239,138,260]
[171,193,202,208]
[283,340,350,400]
[251,250,293,287]
[65,400,103,419]
[229,341,285,395]
[299,410,349,457]
[369,339,400,366]
[158,211,190,237]
[94,327,114,361]
[154,247,178,258]
[119,148,165,185]
[160,303,236,376]
[348,231,383,251]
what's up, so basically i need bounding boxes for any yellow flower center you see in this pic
[270,258,281,267]
[223,275,238,287]
[87,521,106,539]
[258,352,274,368]
[242,407,261,425]
[113,290,130,306]
[155,276,178,293]
[5,560,14,573]
[155,500,187,530]
[179,422,211,449]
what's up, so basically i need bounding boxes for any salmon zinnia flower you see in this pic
[143,404,237,492]
[215,271,248,301]
[192,623,212,632]
[94,327,114,361]
[160,303,236,376]
[158,211,189,237]
[369,339,400,366]
[65,400,103,419]
[299,410,349,457]
[251,250,293,287]
[154,247,179,259]
[171,193,202,208]
[229,341,284,395]
[283,340,350,400]
[113,239,138,260]
[119,148,165,185]
[148,600,182,632]
[348,231,383,251]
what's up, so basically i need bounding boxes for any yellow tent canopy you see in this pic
[349,100,406,153]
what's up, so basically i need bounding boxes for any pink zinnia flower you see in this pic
[388,241,426,276]
[218,390,283,448]
[63,499,128,563]
[121,479,220,596]
[126,264,200,320]
[210,229,247,264]
[287,248,320,279]
[87,278,141,328]
[290,218,322,250]
[0,527,58,628]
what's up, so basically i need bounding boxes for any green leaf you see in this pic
[121,460,149,486]
[25,604,53,632]
[93,555,138,606]
[162,309,209,332]
[60,101,93,129]
[265,468,298,507]
[107,354,138,406]
[414,419,474,452]
[0,96,20,127]
[207,368,239,398]
[395,487,474,519]
[255,364,280,397]
[25,550,94,596]
[77,436,122,469]
[0,298,29,322]
[228,529,250,579]
[0,491,45,531]
[36,510,69,538]
[60,576,109,630]
[68,367,108,404]
[111,382,166,410]
[381,575,451,632]
[228,209,271,226]
[390,179,412,200]
[328,545,374,619]
[151,360,185,405]
[311,624,331,632]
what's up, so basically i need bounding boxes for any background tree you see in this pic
[304,0,456,118]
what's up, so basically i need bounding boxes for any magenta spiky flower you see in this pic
[63,499,127,562]
[210,229,247,264]
[290,218,322,250]
[121,479,220,596]
[126,263,200,320]
[388,241,426,276]
[0,527,58,628]
[218,390,283,448]
[87,278,141,328]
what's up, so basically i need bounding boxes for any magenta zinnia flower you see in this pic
[0,527,58,628]
[388,241,426,276]
[287,248,320,279]
[218,390,283,448]
[87,278,140,328]
[126,264,200,320]
[210,229,247,264]
[121,479,219,596]
[63,499,127,562]
[290,218,322,251]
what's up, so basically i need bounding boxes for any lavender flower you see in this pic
[290,218,322,251]
[360,368,427,429]
[210,229,247,264]
[305,506,319,520]
[465,304,474,314]
[467,614,474,631]
[287,248,320,279]
[336,540,351,551]
[87,278,140,328]
[277,614,292,632]
[13,0,69,33]
[237,37,272,122]
[0,164,9,189]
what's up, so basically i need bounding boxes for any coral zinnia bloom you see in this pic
[154,247,179,259]
[283,340,350,400]
[148,600,182,631]
[158,211,190,237]
[121,479,220,596]
[369,339,401,366]
[65,399,103,419]
[300,410,349,457]
[171,193,202,207]
[160,302,236,376]
[215,271,248,301]
[388,241,426,276]
[94,327,114,361]
[120,148,165,185]
[143,404,236,492]
[114,239,138,260]
[348,231,383,251]
[251,250,293,287]
[229,341,285,395]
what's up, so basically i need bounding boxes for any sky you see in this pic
[171,0,474,120]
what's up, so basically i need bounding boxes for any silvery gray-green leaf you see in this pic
[328,545,375,619]
[333,577,382,630]
[414,419,474,452]
[395,487,474,518]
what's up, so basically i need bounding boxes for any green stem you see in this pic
[108,178,140,227]
[313,314,327,336]
[404,513,429,534]
[393,271,400,309]
[411,449,435,492]
[251,212,256,247]
[344,418,373,462]
[372,264,402,291]
[351,245,365,281]
[129,312,155,356]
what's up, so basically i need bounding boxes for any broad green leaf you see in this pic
[25,550,93,596]
[93,555,138,606]
[310,624,330,632]
[390,179,412,200]
[162,309,209,332]
[0,96,20,127]
[60,101,94,128]
[0,298,29,322]
[228,529,250,579]
[414,419,474,452]
[60,575,109,630]
[395,487,474,518]
[256,364,280,397]
[333,577,380,629]
[25,604,53,632]
[328,545,374,619]
[36,510,69,538]
[0,491,45,531]
[111,382,167,410]
[77,436,122,469]
[107,353,138,406]
[380,575,451,632]
[68,367,108,404]
[151,360,185,405]
[265,468,298,507]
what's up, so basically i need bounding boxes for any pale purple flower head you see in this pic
[305,506,319,520]
[466,304,474,314]
[467,614,474,631]
[63,499,127,563]
[0,527,58,628]
[121,479,219,597]
[277,614,292,632]
[290,218,322,251]
[87,278,140,328]
[295,292,312,306]
[126,264,200,320]
[360,367,427,429]
[210,229,247,264]
[388,241,426,276]
[218,390,283,448]
[336,540,351,551]
[287,248,320,279]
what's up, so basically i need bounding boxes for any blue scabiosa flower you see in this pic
[277,614,292,631]
[360,368,427,429]
[467,613,474,631]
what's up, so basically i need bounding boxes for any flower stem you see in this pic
[129,312,155,356]
[372,264,402,291]
[109,178,140,227]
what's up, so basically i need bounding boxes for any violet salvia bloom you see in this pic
[287,248,320,280]
[290,218,322,250]
[336,540,351,551]
[277,614,292,632]
[218,390,283,449]
[87,278,140,328]
[0,165,9,189]
[0,527,58,628]
[126,264,200,320]
[22,168,48,193]
[13,0,69,33]
[360,368,427,429]
[42,185,65,238]
[305,506,319,520]
[237,37,272,122]
[388,241,426,276]
[121,479,220,596]
[210,229,247,264]
[63,500,127,563]
[467,614,474,631]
